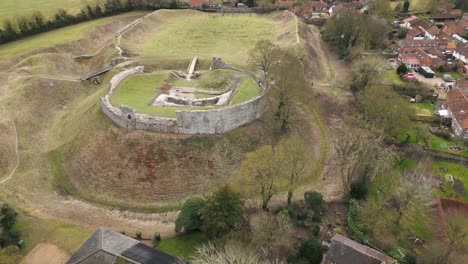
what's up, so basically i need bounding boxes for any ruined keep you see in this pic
[100,59,268,134]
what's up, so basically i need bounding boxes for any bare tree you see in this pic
[276,135,308,205]
[332,119,394,194]
[249,40,279,74]
[391,171,434,226]
[251,212,294,258]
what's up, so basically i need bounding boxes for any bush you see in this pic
[136,231,142,239]
[404,252,417,264]
[350,181,368,200]
[304,191,324,211]
[152,232,161,245]
[175,197,206,233]
[313,225,320,237]
[297,237,323,264]
[288,202,309,223]
[397,64,408,74]
[201,185,246,238]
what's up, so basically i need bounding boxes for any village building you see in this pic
[453,42,468,64]
[441,87,468,139]
[66,228,184,264]
[322,234,397,264]
[310,0,328,11]
[437,2,456,13]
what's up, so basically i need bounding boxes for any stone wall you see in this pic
[100,65,267,134]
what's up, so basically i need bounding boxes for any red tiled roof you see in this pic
[432,13,457,20]
[310,1,327,9]
[403,16,418,23]
[456,43,468,57]
[438,2,456,11]
[189,0,205,7]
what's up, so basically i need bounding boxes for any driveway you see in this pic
[413,71,447,100]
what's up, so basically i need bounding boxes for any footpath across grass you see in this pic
[156,232,208,260]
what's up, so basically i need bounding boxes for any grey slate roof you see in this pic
[325,234,396,264]
[66,227,183,264]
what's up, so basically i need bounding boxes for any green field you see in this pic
[110,70,262,118]
[0,12,145,60]
[122,10,297,66]
[0,0,98,24]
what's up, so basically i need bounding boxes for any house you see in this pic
[437,2,456,13]
[401,16,418,29]
[274,0,293,10]
[66,228,185,264]
[310,0,328,11]
[453,43,468,64]
[441,88,468,139]
[432,13,457,23]
[322,234,397,264]
[399,53,421,69]
[443,19,468,36]
[188,0,205,8]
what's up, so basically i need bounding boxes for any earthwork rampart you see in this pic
[100,64,268,134]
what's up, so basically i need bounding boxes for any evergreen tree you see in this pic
[201,185,246,238]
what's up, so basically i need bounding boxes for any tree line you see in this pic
[0,0,182,45]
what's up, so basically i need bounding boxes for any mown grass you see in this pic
[123,10,297,66]
[412,102,435,116]
[430,135,468,157]
[0,0,99,24]
[432,161,468,202]
[231,77,262,105]
[171,69,235,91]
[0,12,145,60]
[15,213,91,255]
[156,233,208,261]
[111,70,261,117]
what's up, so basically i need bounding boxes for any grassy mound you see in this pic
[121,10,297,66]
[110,69,262,118]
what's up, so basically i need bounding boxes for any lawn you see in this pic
[0,12,144,60]
[412,102,435,116]
[231,77,262,105]
[0,0,99,24]
[15,214,91,255]
[156,233,208,261]
[122,10,297,66]
[171,69,237,91]
[384,71,405,85]
[110,70,261,118]
[435,71,465,79]
[430,135,468,157]
[432,161,468,202]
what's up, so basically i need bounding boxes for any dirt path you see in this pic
[299,24,352,201]
[21,243,70,264]
[0,119,19,184]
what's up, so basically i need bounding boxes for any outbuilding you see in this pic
[419,66,435,78]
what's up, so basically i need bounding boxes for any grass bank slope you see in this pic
[0,0,98,24]
[121,9,297,66]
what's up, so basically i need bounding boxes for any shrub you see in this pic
[304,191,324,211]
[404,252,417,264]
[313,225,320,237]
[175,197,206,233]
[333,227,342,234]
[201,185,246,238]
[288,202,308,223]
[152,232,161,245]
[312,210,322,222]
[396,64,408,74]
[297,237,323,264]
[350,181,369,200]
[136,231,142,239]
